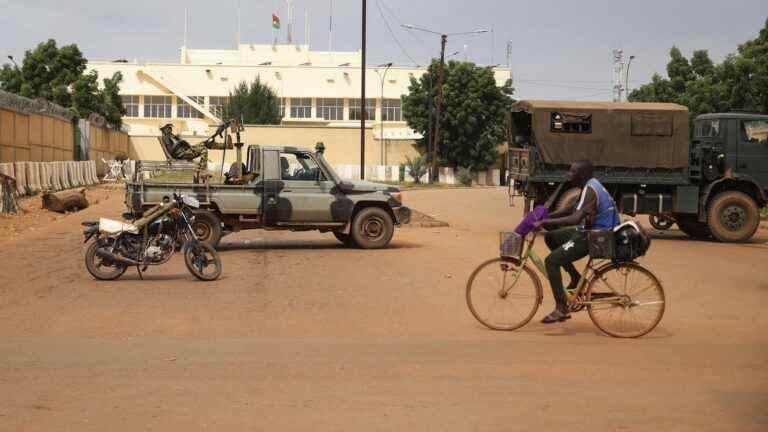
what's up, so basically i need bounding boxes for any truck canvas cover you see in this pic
[514,100,690,169]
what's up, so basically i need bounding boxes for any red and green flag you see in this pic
[272,14,281,29]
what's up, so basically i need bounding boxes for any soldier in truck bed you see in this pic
[533,159,621,324]
[159,124,228,169]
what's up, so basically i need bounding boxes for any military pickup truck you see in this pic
[507,100,768,242]
[125,143,411,249]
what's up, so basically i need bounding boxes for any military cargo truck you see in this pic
[507,100,768,242]
[125,143,411,249]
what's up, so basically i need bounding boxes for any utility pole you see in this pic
[625,55,636,100]
[432,34,447,182]
[612,49,625,102]
[360,0,367,180]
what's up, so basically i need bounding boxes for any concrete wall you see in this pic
[128,125,420,168]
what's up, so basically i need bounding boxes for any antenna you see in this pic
[286,0,294,44]
[305,9,310,47]
[184,8,188,47]
[329,0,334,51]
[506,40,514,83]
[236,0,241,46]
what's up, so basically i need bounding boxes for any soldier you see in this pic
[159,124,228,170]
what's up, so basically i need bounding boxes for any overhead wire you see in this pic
[373,0,419,66]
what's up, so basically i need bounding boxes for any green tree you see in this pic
[630,18,768,116]
[0,39,126,128]
[100,72,126,128]
[223,78,281,124]
[402,60,513,171]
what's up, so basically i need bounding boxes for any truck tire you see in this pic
[332,231,356,247]
[707,191,759,243]
[555,188,582,212]
[350,207,395,249]
[191,210,223,248]
[675,214,711,239]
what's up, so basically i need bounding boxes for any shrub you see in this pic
[457,167,473,186]
[404,155,428,184]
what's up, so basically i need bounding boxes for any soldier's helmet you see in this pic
[159,123,174,133]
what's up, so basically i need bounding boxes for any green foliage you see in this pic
[0,39,125,128]
[101,72,126,128]
[224,79,281,124]
[402,60,514,171]
[456,167,473,186]
[404,155,428,184]
[630,18,768,116]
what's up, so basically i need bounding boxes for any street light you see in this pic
[625,55,636,100]
[401,24,488,182]
[374,62,393,165]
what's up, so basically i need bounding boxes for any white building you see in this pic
[88,43,510,136]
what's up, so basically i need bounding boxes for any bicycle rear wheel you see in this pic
[586,262,665,338]
[466,257,543,331]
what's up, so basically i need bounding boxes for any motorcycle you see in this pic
[82,193,222,281]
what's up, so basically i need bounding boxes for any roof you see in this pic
[514,100,689,112]
[696,112,768,121]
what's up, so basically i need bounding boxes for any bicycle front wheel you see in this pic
[466,257,543,331]
[586,262,665,338]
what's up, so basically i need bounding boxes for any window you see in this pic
[631,113,672,136]
[742,120,768,144]
[177,96,204,119]
[279,152,323,181]
[350,98,376,121]
[290,98,312,118]
[694,119,721,138]
[143,95,172,118]
[121,95,139,117]
[382,99,402,122]
[209,96,229,118]
[550,111,590,133]
[317,98,343,120]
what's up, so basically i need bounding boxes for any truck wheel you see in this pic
[350,207,395,249]
[675,214,711,239]
[332,231,356,247]
[555,188,581,212]
[192,210,223,248]
[707,191,759,242]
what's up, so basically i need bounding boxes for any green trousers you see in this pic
[544,227,589,308]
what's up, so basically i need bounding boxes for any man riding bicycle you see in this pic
[533,160,620,324]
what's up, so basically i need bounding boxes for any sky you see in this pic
[1,0,766,100]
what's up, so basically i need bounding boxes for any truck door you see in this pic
[278,151,336,222]
[736,119,768,187]
[261,149,288,227]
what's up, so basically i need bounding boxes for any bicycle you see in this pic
[466,231,665,338]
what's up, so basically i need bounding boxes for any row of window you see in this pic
[121,95,402,122]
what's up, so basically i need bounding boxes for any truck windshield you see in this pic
[694,119,721,138]
[742,120,768,144]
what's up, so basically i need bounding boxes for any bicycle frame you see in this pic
[503,232,621,305]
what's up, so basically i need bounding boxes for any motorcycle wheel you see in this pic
[85,240,127,280]
[183,241,222,281]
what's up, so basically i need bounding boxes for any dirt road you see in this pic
[1,188,766,431]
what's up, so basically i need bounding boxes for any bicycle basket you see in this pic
[587,229,615,259]
[500,231,524,259]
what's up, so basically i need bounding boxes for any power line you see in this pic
[515,80,608,91]
[377,0,432,59]
[374,0,419,66]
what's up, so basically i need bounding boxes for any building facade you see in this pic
[87,44,511,166]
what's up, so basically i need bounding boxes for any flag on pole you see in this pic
[272,14,281,29]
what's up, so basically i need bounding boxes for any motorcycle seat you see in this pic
[99,218,140,235]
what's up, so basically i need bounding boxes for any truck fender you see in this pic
[700,175,766,221]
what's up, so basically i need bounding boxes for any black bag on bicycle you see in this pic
[613,221,651,262]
